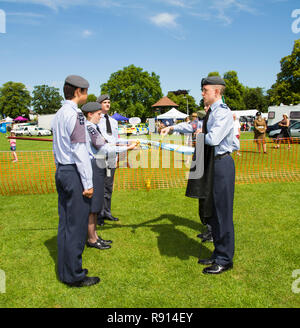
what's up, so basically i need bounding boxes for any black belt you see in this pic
[215,152,230,160]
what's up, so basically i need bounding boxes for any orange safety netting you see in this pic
[0,139,299,196]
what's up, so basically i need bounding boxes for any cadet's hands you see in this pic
[128,140,139,150]
[195,128,202,135]
[160,126,173,136]
[83,188,94,198]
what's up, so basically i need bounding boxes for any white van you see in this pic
[267,104,300,126]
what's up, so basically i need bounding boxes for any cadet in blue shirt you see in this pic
[161,76,237,275]
[82,102,137,250]
[52,75,100,287]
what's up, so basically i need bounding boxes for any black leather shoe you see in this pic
[198,258,215,265]
[83,268,88,275]
[86,240,111,250]
[104,215,119,221]
[65,276,100,288]
[97,218,105,226]
[98,237,113,244]
[202,263,233,274]
[201,234,213,243]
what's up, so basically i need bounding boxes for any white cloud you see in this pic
[150,12,179,29]
[82,29,93,38]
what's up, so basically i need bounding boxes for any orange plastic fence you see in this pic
[0,139,299,196]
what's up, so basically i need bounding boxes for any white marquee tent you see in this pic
[157,108,188,120]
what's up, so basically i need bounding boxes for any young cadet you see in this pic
[52,75,100,288]
[82,101,138,249]
[96,94,121,225]
[161,76,238,275]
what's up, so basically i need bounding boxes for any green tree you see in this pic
[223,71,245,111]
[167,92,199,115]
[244,87,268,112]
[32,85,63,114]
[78,94,97,109]
[0,82,31,118]
[100,65,163,120]
[267,39,300,105]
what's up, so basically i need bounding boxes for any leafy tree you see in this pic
[0,81,31,118]
[267,39,300,105]
[244,87,268,112]
[78,94,97,109]
[32,85,63,114]
[100,64,163,120]
[223,71,246,111]
[167,91,199,115]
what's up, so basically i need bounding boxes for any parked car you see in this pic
[135,123,149,135]
[268,121,300,140]
[35,127,52,136]
[125,124,137,136]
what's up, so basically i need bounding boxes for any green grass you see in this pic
[0,182,300,308]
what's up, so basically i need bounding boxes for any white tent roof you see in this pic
[5,116,13,122]
[157,108,188,119]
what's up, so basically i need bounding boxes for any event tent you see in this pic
[14,116,28,122]
[157,108,188,120]
[111,113,129,121]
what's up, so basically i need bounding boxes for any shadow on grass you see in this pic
[100,214,213,261]
[44,235,59,281]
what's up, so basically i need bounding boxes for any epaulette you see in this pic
[220,103,228,109]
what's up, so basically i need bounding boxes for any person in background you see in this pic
[8,132,18,162]
[274,113,291,150]
[253,111,267,154]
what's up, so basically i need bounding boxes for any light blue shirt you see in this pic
[86,120,128,168]
[173,99,238,156]
[205,99,234,156]
[52,100,93,190]
[98,113,119,144]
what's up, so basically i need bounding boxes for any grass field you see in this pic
[0,182,300,308]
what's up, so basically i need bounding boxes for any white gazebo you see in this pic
[157,108,188,120]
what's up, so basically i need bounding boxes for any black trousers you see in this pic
[55,164,90,284]
[210,155,235,266]
[100,168,116,218]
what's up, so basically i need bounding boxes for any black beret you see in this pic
[97,94,110,103]
[81,102,102,113]
[201,76,226,87]
[65,75,90,88]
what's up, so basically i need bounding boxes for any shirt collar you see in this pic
[65,100,78,110]
[210,99,223,112]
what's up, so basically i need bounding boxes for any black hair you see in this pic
[63,82,86,100]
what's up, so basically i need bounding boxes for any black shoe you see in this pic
[65,276,100,288]
[201,232,213,243]
[97,218,105,226]
[197,233,205,239]
[198,258,215,265]
[86,240,111,250]
[202,263,233,275]
[98,237,113,244]
[83,268,88,275]
[104,215,119,221]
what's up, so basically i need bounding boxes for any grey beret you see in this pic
[65,75,90,88]
[201,76,226,87]
[81,102,102,113]
[97,94,110,103]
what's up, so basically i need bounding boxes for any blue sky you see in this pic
[0,0,299,104]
